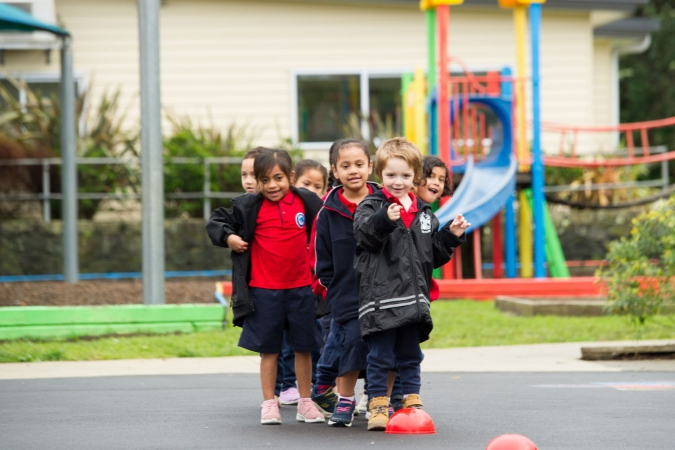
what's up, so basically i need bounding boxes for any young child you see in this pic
[240,147,263,193]
[292,159,330,386]
[312,138,377,427]
[240,146,300,406]
[353,137,470,431]
[389,155,454,412]
[294,160,328,197]
[416,155,453,205]
[206,147,325,425]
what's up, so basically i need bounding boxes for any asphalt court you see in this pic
[1,372,674,449]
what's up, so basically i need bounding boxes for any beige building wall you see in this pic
[1,0,617,158]
[592,38,616,154]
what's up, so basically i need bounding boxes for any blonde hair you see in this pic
[374,137,423,182]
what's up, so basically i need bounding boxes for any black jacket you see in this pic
[206,187,324,327]
[353,191,465,341]
[314,182,380,324]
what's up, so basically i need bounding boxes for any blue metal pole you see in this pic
[505,193,517,278]
[530,4,546,278]
[501,66,518,278]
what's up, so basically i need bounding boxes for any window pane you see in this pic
[298,75,360,142]
[369,77,402,137]
[29,82,60,102]
[0,80,19,109]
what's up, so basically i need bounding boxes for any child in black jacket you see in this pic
[353,138,469,431]
[313,138,378,427]
[206,148,325,426]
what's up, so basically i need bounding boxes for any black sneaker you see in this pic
[391,394,404,412]
[311,385,337,418]
[328,397,356,427]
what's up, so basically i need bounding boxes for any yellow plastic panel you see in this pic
[499,0,545,7]
[430,0,465,6]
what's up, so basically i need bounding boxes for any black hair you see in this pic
[253,148,293,182]
[421,155,453,197]
[329,138,370,169]
[293,159,328,191]
[243,146,265,161]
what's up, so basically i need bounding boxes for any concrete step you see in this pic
[495,295,608,316]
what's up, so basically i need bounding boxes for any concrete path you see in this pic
[1,340,674,380]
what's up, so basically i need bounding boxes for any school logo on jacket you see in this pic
[420,212,431,233]
[295,212,306,228]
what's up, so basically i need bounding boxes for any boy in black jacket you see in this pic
[353,137,469,431]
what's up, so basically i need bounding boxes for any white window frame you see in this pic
[291,68,407,150]
[0,71,89,134]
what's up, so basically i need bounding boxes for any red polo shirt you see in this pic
[337,185,374,215]
[382,187,418,229]
[249,190,312,289]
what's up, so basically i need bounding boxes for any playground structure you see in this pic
[401,0,675,297]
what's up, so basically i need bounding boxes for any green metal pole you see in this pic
[426,9,437,89]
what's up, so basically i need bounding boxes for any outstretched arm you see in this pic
[432,214,469,268]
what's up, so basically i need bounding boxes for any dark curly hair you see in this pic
[421,155,453,197]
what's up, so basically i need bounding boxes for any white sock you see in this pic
[340,395,355,402]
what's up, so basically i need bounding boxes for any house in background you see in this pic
[0,0,659,161]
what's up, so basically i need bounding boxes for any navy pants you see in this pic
[275,333,296,395]
[366,323,424,398]
[314,318,341,386]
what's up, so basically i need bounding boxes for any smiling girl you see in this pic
[206,148,325,426]
[416,156,453,205]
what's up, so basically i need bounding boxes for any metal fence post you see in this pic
[203,159,211,221]
[42,160,51,223]
[138,0,165,304]
[60,36,79,283]
[662,159,669,192]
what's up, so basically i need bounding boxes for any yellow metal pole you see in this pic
[413,68,428,154]
[514,4,529,172]
[518,189,533,278]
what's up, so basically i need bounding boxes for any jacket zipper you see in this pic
[407,227,422,322]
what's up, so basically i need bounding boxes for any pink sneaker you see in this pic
[261,399,281,425]
[296,398,325,423]
[279,387,300,405]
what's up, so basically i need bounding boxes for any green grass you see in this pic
[1,301,673,363]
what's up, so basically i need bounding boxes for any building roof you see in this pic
[0,3,68,36]
[594,17,661,39]
[330,0,649,12]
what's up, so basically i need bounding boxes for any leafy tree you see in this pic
[620,0,675,179]
[598,197,675,329]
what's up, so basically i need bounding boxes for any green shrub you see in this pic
[0,79,139,220]
[598,197,675,328]
[163,116,254,218]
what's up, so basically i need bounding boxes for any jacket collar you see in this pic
[324,182,379,218]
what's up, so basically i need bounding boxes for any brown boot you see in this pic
[403,394,424,409]
[367,396,389,431]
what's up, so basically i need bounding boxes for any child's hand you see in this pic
[449,214,470,237]
[227,234,249,253]
[387,204,402,222]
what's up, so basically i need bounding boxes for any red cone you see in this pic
[485,434,538,450]
[385,408,437,434]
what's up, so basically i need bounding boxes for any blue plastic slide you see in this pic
[434,95,518,232]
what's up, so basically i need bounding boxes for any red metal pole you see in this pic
[473,228,483,279]
[492,213,503,279]
[438,4,450,169]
